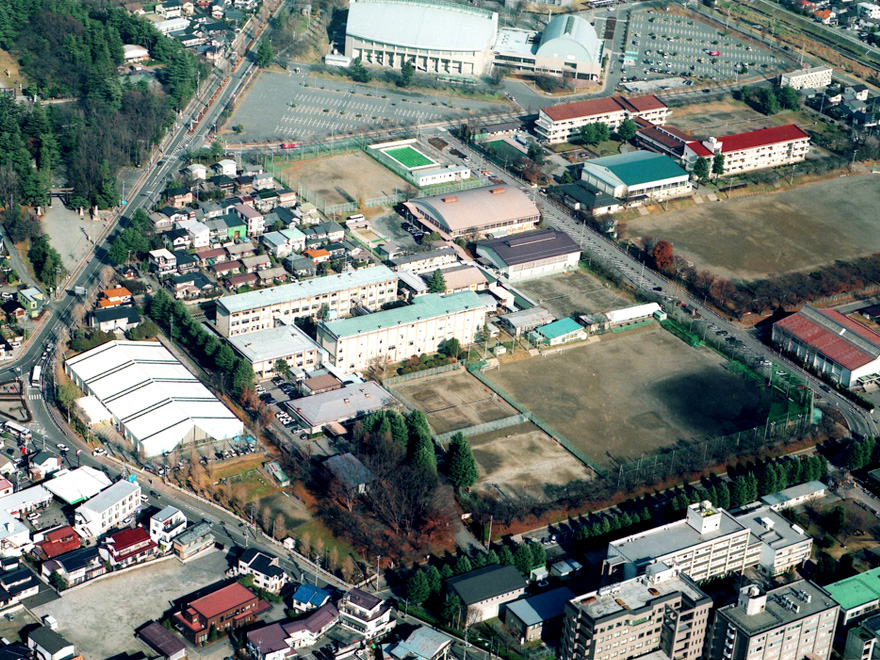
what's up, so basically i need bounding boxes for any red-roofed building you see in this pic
[173,582,270,645]
[33,526,81,562]
[99,526,157,568]
[536,95,670,144]
[98,286,133,309]
[634,122,695,159]
[0,477,12,497]
[772,304,880,387]
[683,124,811,175]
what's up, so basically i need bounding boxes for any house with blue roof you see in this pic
[291,584,331,613]
[529,317,586,346]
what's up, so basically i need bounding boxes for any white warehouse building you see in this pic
[344,0,498,78]
[65,341,244,457]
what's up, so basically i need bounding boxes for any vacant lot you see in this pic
[469,423,590,500]
[280,151,414,207]
[486,329,770,466]
[668,98,810,135]
[31,551,241,660]
[628,174,880,280]
[392,368,518,435]
[516,269,633,319]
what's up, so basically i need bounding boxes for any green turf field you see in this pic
[383,145,435,169]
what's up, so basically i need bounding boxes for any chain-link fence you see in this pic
[382,362,460,386]
[433,414,530,446]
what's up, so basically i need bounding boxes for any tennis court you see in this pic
[382,145,436,170]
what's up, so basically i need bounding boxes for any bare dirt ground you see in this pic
[668,98,813,135]
[391,368,519,436]
[515,269,634,319]
[40,203,106,273]
[0,50,25,92]
[627,174,880,281]
[486,328,771,467]
[469,423,590,500]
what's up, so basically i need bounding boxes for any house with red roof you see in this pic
[772,304,880,387]
[33,526,81,562]
[536,95,670,144]
[683,124,810,175]
[99,526,157,568]
[173,582,270,645]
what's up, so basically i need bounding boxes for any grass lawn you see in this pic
[591,138,624,157]
[384,145,435,169]
[485,139,526,165]
[212,456,266,481]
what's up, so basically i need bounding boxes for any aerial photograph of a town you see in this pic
[6,0,880,658]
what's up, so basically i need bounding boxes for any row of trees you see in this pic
[27,234,64,286]
[739,84,799,116]
[147,290,255,399]
[847,436,878,471]
[692,153,725,181]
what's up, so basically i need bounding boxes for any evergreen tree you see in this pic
[514,543,534,575]
[214,344,237,372]
[497,545,515,566]
[758,463,779,496]
[529,541,546,569]
[442,594,461,626]
[407,569,430,604]
[389,412,409,448]
[471,552,487,569]
[712,153,725,177]
[446,432,479,489]
[426,565,442,595]
[231,359,255,398]
[619,511,633,528]
[454,554,472,575]
[485,549,499,565]
[254,39,274,67]
[715,481,730,509]
[428,269,447,293]
[693,156,709,181]
[440,564,454,580]
[617,118,638,141]
[600,516,611,535]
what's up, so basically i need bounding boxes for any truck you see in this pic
[73,286,87,296]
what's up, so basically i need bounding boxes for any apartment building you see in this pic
[560,563,711,660]
[215,265,399,337]
[605,501,760,583]
[735,506,813,577]
[705,582,838,660]
[149,505,187,553]
[316,291,493,373]
[74,479,141,538]
[779,66,833,90]
[536,95,670,144]
[825,566,880,631]
[227,322,324,379]
[683,125,811,175]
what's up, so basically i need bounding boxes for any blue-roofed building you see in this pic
[505,587,576,643]
[291,584,332,613]
[580,150,692,204]
[529,318,586,346]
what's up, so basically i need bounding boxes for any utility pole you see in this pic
[487,515,493,550]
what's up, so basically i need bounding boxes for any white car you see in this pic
[140,494,149,503]
[26,512,40,522]
[56,444,69,453]
[92,448,106,456]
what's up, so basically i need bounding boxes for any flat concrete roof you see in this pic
[720,581,837,635]
[228,322,324,364]
[572,573,707,621]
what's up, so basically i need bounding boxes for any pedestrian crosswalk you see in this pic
[28,394,40,401]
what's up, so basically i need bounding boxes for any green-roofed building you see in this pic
[825,566,880,630]
[580,150,692,204]
[529,317,586,346]
[316,291,494,373]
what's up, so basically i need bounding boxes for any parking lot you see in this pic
[227,69,508,143]
[621,11,787,85]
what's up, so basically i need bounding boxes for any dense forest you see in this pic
[0,0,204,212]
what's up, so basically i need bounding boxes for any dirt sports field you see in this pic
[469,423,589,499]
[628,174,880,281]
[280,151,414,207]
[391,368,518,436]
[486,329,771,466]
[516,269,633,319]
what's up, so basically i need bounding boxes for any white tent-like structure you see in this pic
[43,467,113,506]
[65,341,244,457]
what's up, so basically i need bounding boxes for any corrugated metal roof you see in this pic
[718,124,810,153]
[775,305,880,370]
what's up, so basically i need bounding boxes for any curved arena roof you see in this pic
[536,15,602,63]
[346,0,497,52]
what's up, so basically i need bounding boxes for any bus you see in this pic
[30,366,41,388]
[4,421,31,442]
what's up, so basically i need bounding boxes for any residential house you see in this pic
[91,307,141,334]
[150,506,187,553]
[276,188,297,207]
[226,242,257,260]
[194,247,227,267]
[255,189,279,213]
[214,260,243,278]
[98,286,133,309]
[303,248,330,264]
[172,521,214,560]
[446,565,527,623]
[234,175,255,193]
[186,163,208,180]
[32,526,81,563]
[0,478,12,498]
[27,627,76,660]
[215,159,238,177]
[156,0,183,18]
[262,228,306,259]
[227,549,289,594]
[285,256,316,277]
[257,267,288,286]
[178,219,210,249]
[227,273,259,291]
[172,250,199,274]
[17,288,44,319]
[246,603,339,659]
[165,228,190,251]
[151,212,174,233]
[99,526,157,568]
[234,203,264,237]
[41,546,105,586]
[338,588,394,638]
[384,627,453,660]
[290,585,331,613]
[28,452,61,481]
[253,172,274,190]
[168,272,215,300]
[211,174,235,193]
[0,561,41,606]
[74,479,141,538]
[304,221,345,245]
[324,453,376,501]
[149,249,178,276]
[138,621,187,660]
[174,582,270,645]
[159,205,191,224]
[242,254,271,273]
[167,186,193,209]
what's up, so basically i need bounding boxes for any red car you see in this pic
[709,51,720,56]
[280,142,296,149]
